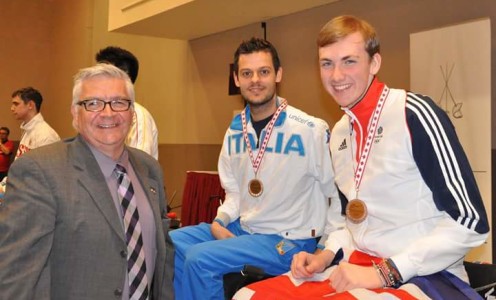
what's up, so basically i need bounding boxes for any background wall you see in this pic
[0,1,54,138]
[0,0,494,259]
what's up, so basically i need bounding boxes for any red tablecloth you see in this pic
[180,171,225,227]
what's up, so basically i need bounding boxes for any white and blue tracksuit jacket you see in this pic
[327,79,489,283]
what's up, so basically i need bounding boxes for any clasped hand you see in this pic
[291,251,383,292]
[211,221,235,240]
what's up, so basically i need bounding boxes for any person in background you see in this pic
[170,37,343,300]
[0,63,174,300]
[0,127,14,181]
[96,46,159,159]
[0,87,61,193]
[11,87,60,158]
[234,15,489,300]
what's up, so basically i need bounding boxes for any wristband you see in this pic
[213,218,225,227]
[385,258,403,287]
[374,259,402,288]
[371,260,386,287]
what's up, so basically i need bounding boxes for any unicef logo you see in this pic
[307,121,315,128]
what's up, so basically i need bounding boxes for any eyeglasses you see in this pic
[76,98,132,112]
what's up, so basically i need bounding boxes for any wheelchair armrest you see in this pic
[223,265,274,300]
[464,261,496,297]
[241,265,268,281]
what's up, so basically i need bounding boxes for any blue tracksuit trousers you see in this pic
[170,220,316,300]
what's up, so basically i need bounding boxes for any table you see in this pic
[180,171,225,227]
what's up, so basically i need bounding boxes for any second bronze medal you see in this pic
[346,199,367,224]
[248,178,263,197]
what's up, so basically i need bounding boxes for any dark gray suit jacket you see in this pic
[0,135,174,300]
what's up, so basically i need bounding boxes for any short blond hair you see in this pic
[317,15,380,58]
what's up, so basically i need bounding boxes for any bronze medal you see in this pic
[346,199,367,224]
[248,179,263,197]
[241,100,287,200]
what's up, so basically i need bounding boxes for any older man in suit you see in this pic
[0,63,174,300]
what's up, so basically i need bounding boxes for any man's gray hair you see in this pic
[72,63,135,106]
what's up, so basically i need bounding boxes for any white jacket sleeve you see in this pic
[215,130,240,225]
[315,120,345,248]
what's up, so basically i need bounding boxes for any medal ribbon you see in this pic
[352,86,389,190]
[241,99,288,175]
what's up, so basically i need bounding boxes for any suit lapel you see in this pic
[70,136,126,242]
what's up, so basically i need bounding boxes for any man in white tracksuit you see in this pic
[288,15,489,299]
[170,37,344,300]
[11,87,60,159]
[0,87,60,193]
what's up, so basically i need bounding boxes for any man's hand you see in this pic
[211,221,235,240]
[291,250,334,279]
[329,261,383,292]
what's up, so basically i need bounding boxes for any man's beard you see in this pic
[241,91,275,108]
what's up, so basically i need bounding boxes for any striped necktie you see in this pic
[115,164,149,300]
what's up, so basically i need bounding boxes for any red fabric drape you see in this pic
[180,171,225,227]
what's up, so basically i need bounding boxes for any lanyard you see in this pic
[350,86,389,193]
[241,99,288,176]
